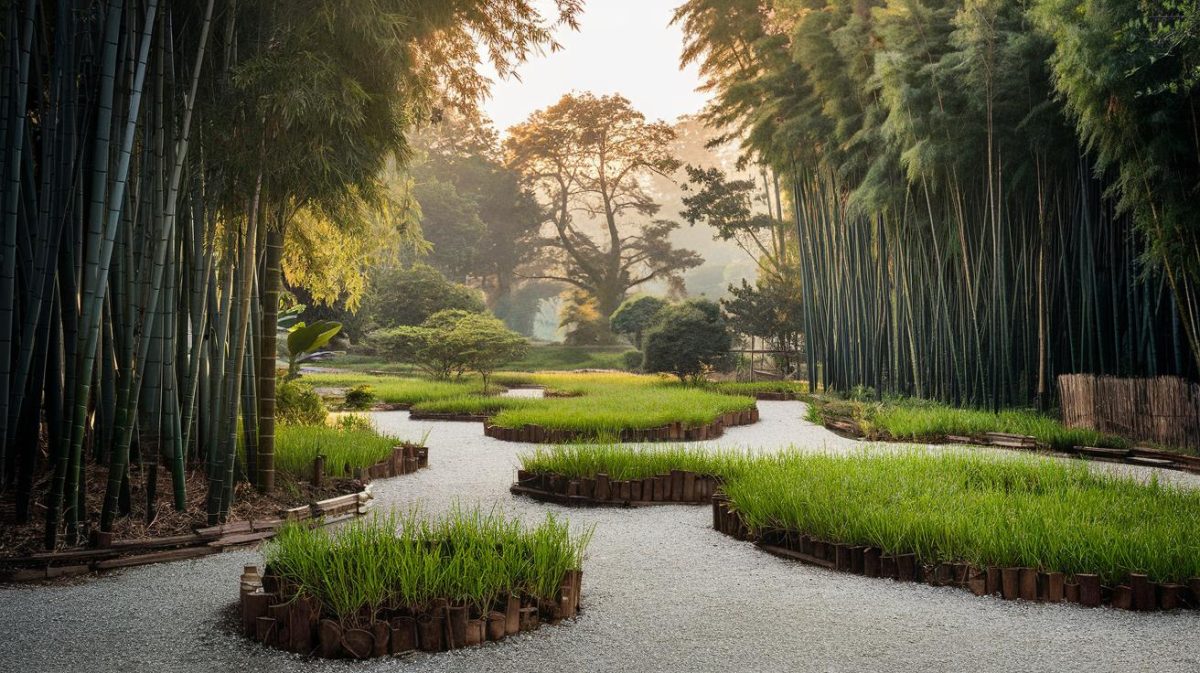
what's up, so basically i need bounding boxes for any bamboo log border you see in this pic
[820,413,1200,475]
[484,407,760,444]
[510,470,721,507]
[239,567,583,658]
[0,444,430,582]
[711,495,1199,612]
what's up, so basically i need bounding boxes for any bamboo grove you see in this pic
[0,0,579,549]
[677,0,1200,408]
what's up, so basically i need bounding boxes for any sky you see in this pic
[480,0,710,134]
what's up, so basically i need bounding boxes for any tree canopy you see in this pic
[505,93,703,327]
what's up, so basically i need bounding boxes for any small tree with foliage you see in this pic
[610,295,669,348]
[643,299,732,383]
[455,314,530,389]
[369,309,526,385]
[721,277,804,375]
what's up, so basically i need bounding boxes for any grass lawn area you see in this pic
[298,370,757,437]
[519,444,1200,584]
[502,344,635,371]
[807,396,1128,452]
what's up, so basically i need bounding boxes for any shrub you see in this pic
[368,309,527,386]
[343,384,377,410]
[276,379,328,426]
[622,350,644,372]
[643,299,732,383]
[610,295,668,348]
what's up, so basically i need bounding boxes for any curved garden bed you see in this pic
[811,397,1200,475]
[485,408,758,443]
[310,371,766,442]
[512,444,1200,612]
[239,509,589,659]
[712,497,1197,611]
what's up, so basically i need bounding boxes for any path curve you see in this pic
[1,401,1197,673]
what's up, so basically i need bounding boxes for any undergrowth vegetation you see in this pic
[519,444,1200,583]
[264,508,592,627]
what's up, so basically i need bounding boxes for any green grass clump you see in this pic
[264,508,592,627]
[517,444,1200,583]
[274,420,402,479]
[519,444,756,480]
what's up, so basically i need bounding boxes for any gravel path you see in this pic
[2,401,1198,673]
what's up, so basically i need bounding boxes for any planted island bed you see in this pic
[808,396,1200,473]
[303,372,763,442]
[514,445,1200,611]
[241,509,590,659]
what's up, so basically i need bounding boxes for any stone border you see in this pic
[485,407,760,443]
[711,494,1199,612]
[821,413,1200,475]
[0,445,430,582]
[239,567,583,658]
[510,470,721,507]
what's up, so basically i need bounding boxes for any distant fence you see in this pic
[1058,374,1200,449]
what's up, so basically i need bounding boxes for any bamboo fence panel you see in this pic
[1058,374,1200,449]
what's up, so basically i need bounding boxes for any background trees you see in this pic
[676,0,1199,407]
[505,93,703,335]
[363,265,486,329]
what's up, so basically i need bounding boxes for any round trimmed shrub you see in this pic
[642,299,732,383]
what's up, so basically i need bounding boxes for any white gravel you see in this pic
[2,401,1198,673]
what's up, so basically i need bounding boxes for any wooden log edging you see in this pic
[510,470,721,507]
[239,566,584,658]
[819,413,1200,476]
[485,406,760,444]
[407,411,491,422]
[711,495,1200,612]
[752,391,803,401]
[1,444,432,583]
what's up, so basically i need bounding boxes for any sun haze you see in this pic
[481,0,709,133]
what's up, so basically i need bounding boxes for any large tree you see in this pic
[504,93,702,326]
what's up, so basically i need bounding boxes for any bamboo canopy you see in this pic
[0,0,580,549]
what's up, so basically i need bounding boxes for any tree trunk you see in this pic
[256,225,283,493]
